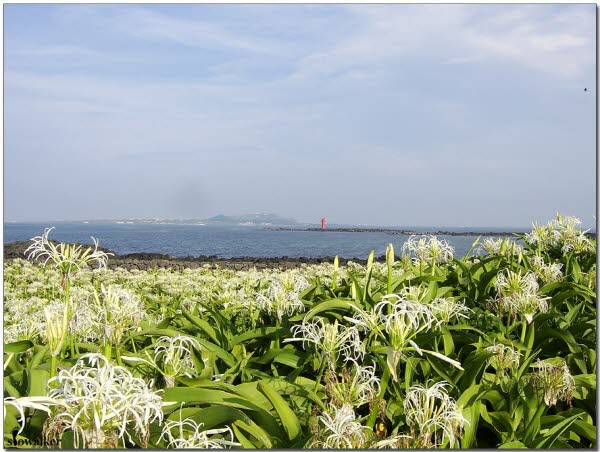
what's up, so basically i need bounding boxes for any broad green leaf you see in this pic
[257,381,301,441]
[499,440,527,448]
[163,387,264,411]
[304,299,356,321]
[181,308,219,343]
[4,341,34,354]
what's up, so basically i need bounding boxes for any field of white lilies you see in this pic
[3,214,597,448]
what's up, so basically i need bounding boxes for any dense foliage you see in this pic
[3,215,597,448]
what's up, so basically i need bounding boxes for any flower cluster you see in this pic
[404,381,467,448]
[285,318,364,367]
[25,228,112,280]
[530,359,575,407]
[346,294,464,381]
[90,285,146,345]
[255,277,307,322]
[485,342,521,376]
[325,361,380,407]
[377,295,435,350]
[159,414,239,448]
[429,297,470,325]
[46,354,163,448]
[402,235,454,267]
[314,404,370,449]
[124,335,201,388]
[480,238,523,257]
[524,215,594,254]
[488,270,549,323]
[529,255,563,283]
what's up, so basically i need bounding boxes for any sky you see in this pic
[4,4,597,227]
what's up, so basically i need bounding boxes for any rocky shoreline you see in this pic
[263,227,527,236]
[3,240,379,271]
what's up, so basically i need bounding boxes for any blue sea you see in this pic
[4,223,523,259]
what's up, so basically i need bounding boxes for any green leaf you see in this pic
[257,381,301,441]
[499,440,527,448]
[570,420,597,445]
[163,387,264,411]
[460,400,481,448]
[181,308,219,343]
[231,327,281,345]
[304,299,356,321]
[195,338,236,368]
[4,341,34,354]
[232,419,273,448]
[25,369,50,397]
[231,424,256,448]
[263,379,325,410]
[535,413,582,448]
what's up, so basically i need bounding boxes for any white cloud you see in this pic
[291,5,593,81]
[111,8,286,56]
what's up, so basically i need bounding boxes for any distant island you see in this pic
[205,213,298,226]
[30,213,300,227]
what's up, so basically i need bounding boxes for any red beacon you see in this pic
[321,217,326,230]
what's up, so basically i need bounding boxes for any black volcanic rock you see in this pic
[4,239,359,271]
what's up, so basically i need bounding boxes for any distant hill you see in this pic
[206,213,298,225]
[31,213,301,226]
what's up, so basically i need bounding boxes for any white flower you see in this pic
[485,342,521,375]
[494,269,538,295]
[344,303,384,334]
[91,285,146,345]
[25,228,112,279]
[255,282,305,322]
[404,381,467,448]
[3,325,20,344]
[285,317,364,367]
[279,271,310,293]
[316,404,369,449]
[160,413,239,448]
[488,270,549,323]
[377,295,434,351]
[325,361,380,407]
[400,285,431,302]
[530,359,575,407]
[4,314,45,343]
[349,295,465,381]
[530,255,563,283]
[47,354,163,448]
[429,297,470,326]
[480,238,523,257]
[126,335,202,387]
[525,214,593,253]
[44,300,70,357]
[69,300,101,343]
[524,223,553,248]
[371,295,437,381]
[550,215,593,253]
[402,236,454,266]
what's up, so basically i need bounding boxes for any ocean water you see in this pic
[3,223,517,259]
